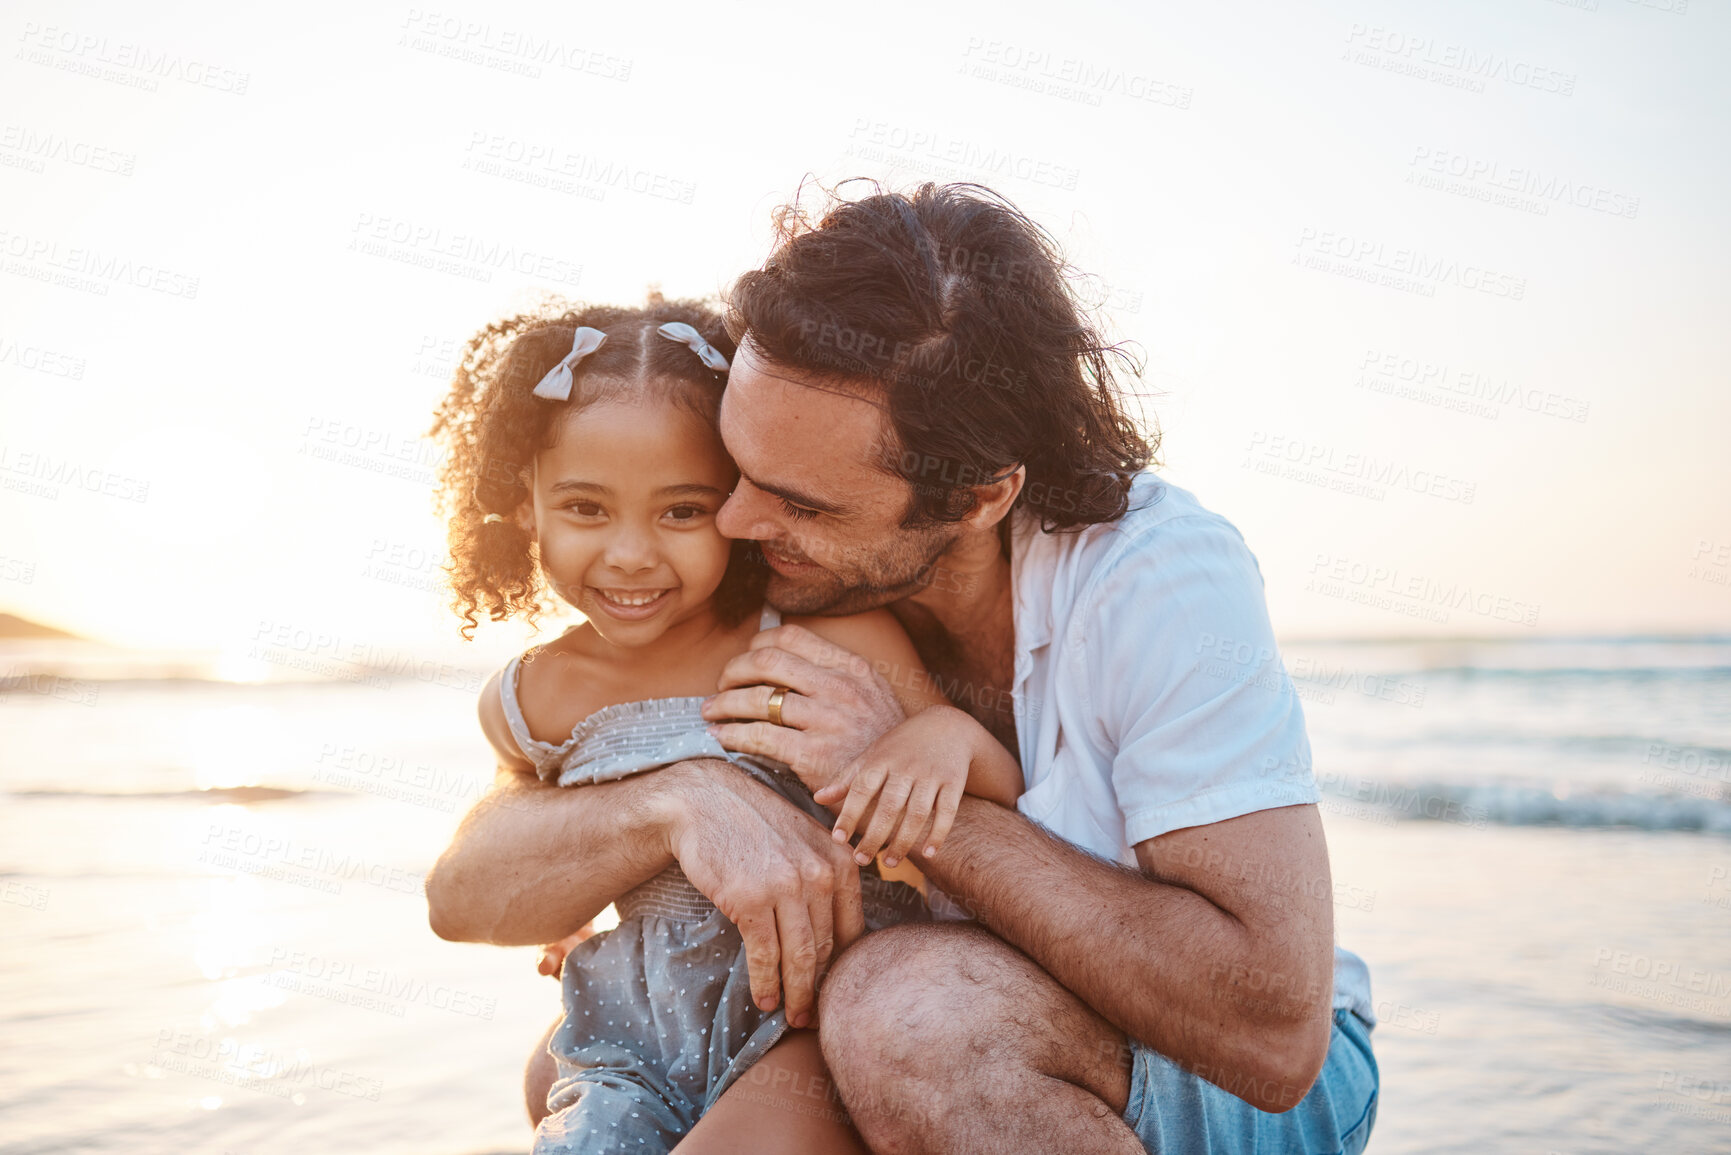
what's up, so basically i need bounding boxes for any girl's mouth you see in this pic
[590,588,673,620]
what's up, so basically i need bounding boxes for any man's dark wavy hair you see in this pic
[727,180,1155,531]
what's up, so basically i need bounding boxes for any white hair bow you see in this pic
[657,321,730,372]
[532,326,608,401]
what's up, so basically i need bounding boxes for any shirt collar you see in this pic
[1008,505,1056,664]
[1006,472,1169,682]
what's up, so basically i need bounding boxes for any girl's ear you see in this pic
[514,461,536,541]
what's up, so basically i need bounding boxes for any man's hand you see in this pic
[701,624,909,794]
[661,759,868,1029]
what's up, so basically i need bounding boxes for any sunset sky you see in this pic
[3,0,1727,670]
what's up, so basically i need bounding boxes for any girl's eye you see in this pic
[777,497,819,522]
[563,501,604,517]
[665,505,708,523]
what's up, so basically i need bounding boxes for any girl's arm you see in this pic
[476,669,539,779]
[783,611,1022,870]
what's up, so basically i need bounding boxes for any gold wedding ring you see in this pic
[766,685,789,728]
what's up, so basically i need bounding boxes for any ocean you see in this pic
[1,635,1727,1153]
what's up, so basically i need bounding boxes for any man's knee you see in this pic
[820,922,1009,1059]
[821,921,1133,1114]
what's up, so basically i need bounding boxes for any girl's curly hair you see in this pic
[428,295,762,639]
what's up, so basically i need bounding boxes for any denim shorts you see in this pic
[1122,1008,1378,1154]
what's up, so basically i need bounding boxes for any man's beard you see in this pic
[763,526,959,616]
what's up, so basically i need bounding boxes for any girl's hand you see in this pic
[816,706,980,869]
[537,923,596,978]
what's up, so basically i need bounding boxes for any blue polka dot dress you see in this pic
[506,608,930,1154]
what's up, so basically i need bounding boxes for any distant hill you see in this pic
[0,613,79,640]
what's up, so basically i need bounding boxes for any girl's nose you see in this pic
[601,525,658,572]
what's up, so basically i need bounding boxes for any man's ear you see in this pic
[962,464,1026,531]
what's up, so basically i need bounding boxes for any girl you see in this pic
[427,297,1021,1154]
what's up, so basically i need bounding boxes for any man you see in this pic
[428,181,1377,1153]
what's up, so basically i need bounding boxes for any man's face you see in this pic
[716,341,959,616]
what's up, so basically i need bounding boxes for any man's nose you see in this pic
[716,485,775,542]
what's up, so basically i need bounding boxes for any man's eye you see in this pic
[778,497,819,522]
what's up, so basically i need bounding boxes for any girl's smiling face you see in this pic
[521,395,738,647]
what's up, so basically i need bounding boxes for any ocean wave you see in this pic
[1283,636,1731,678]
[0,669,494,690]
[1395,666,1731,680]
[1322,779,1731,834]
[2,786,324,804]
[1334,730,1731,760]
[1596,1002,1731,1038]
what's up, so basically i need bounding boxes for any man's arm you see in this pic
[908,798,1336,1112]
[424,756,868,1029]
[425,761,678,947]
[705,621,1336,1106]
[427,669,682,946]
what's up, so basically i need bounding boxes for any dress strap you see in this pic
[757,603,782,631]
[497,654,540,759]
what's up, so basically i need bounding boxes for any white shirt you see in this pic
[995,471,1373,1022]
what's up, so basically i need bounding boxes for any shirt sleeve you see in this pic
[1083,514,1320,846]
